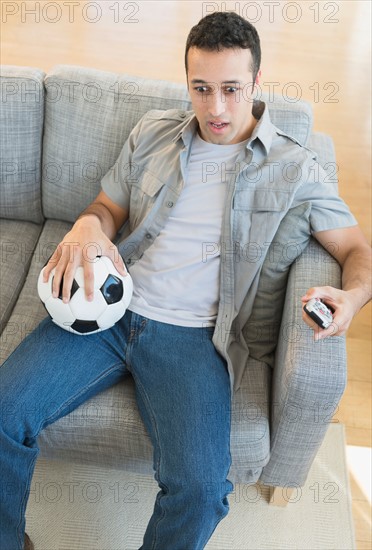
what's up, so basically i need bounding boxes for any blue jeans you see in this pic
[0,311,233,550]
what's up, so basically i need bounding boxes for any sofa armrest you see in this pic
[260,238,347,487]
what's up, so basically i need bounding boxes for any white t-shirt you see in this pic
[128,132,246,326]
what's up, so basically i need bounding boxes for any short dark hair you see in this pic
[185,12,261,83]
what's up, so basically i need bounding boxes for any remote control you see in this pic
[303,298,333,329]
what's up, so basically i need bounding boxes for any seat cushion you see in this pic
[229,357,271,483]
[0,219,72,363]
[0,66,45,223]
[38,374,155,475]
[0,219,42,331]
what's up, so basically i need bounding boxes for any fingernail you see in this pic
[63,297,68,304]
[88,293,93,302]
[53,291,57,298]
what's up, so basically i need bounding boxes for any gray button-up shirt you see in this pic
[101,102,356,394]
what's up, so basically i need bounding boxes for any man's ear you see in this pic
[255,69,262,85]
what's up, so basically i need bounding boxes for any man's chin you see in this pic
[200,128,235,145]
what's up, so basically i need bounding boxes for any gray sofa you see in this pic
[0,65,347,493]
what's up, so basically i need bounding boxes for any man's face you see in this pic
[187,47,258,145]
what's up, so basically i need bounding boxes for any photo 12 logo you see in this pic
[202,2,340,24]
[1,2,140,24]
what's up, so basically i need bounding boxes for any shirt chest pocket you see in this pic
[129,171,166,230]
[233,189,291,246]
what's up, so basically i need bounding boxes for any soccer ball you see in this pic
[37,255,133,335]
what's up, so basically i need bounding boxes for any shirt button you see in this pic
[146,233,152,239]
[127,259,132,265]
[166,201,174,208]
[179,113,186,118]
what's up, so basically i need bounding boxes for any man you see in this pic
[1,11,371,550]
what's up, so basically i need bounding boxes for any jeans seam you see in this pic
[16,445,39,549]
[129,370,168,549]
[200,388,233,549]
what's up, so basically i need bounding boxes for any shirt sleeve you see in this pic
[294,159,358,233]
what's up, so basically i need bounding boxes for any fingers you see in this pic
[42,238,126,303]
[301,309,340,341]
[43,246,61,282]
[301,286,336,307]
[107,244,127,277]
[81,257,95,302]
[302,285,354,340]
[52,242,80,302]
[42,240,81,303]
[316,321,341,341]
[49,242,95,302]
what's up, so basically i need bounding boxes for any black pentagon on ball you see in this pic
[52,276,79,301]
[100,274,123,305]
[71,319,100,334]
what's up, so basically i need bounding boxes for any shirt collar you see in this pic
[249,100,273,155]
[172,100,274,156]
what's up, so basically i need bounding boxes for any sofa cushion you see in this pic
[266,93,313,146]
[0,219,42,332]
[41,65,313,224]
[0,219,70,364]
[37,374,155,475]
[243,202,312,366]
[0,66,45,223]
[228,357,271,483]
[42,65,192,223]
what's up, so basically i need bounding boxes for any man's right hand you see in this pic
[43,192,129,303]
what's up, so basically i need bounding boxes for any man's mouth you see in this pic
[208,121,229,132]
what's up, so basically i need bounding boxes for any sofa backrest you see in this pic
[42,65,313,223]
[0,64,314,225]
[41,65,192,223]
[0,66,45,224]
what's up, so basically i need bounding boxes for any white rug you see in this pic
[25,424,355,550]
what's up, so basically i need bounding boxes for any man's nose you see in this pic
[208,88,226,117]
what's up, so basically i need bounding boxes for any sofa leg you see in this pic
[269,486,294,506]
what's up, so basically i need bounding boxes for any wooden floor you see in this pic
[1,1,371,547]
